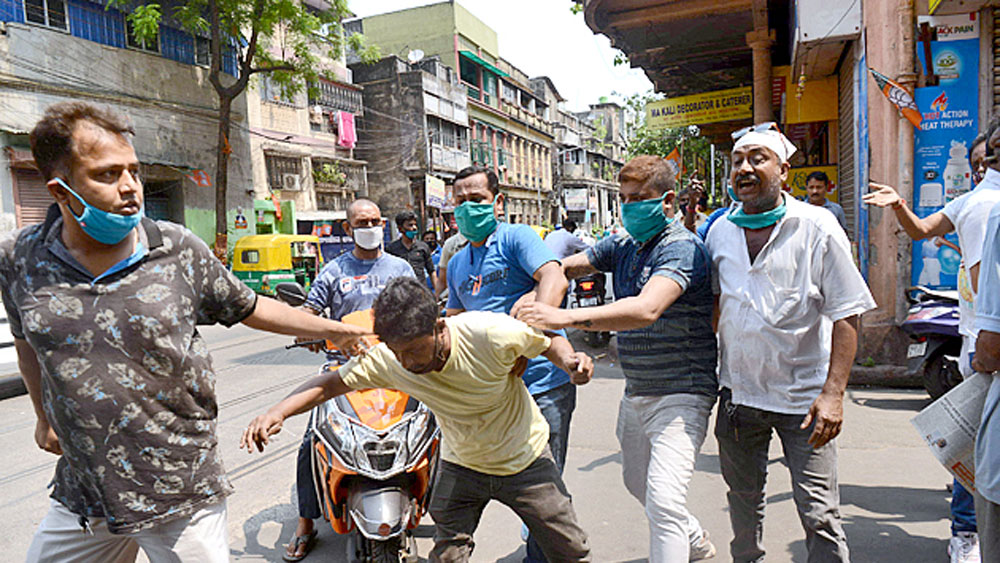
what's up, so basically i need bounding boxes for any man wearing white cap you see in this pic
[705,123,876,562]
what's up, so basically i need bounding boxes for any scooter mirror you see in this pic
[275,282,308,307]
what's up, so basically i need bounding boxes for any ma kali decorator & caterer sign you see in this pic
[644,87,752,129]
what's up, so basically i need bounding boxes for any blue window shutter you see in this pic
[67,0,124,48]
[0,0,25,23]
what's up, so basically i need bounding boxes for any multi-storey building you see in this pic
[350,1,558,226]
[246,36,367,252]
[0,0,253,247]
[349,55,471,229]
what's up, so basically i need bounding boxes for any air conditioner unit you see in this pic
[282,173,301,191]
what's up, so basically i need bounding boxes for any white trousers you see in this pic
[616,393,714,563]
[25,498,229,563]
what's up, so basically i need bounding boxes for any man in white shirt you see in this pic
[706,123,876,563]
[865,124,1000,563]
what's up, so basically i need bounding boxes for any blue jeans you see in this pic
[525,382,577,563]
[296,425,322,520]
[952,479,978,534]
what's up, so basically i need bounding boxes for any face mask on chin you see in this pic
[56,178,142,245]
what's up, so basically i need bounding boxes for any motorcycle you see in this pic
[573,273,612,348]
[900,286,962,400]
[275,283,441,563]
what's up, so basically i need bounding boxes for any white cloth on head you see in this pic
[733,130,798,163]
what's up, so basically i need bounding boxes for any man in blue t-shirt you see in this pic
[446,165,574,563]
[517,156,719,562]
[283,198,414,561]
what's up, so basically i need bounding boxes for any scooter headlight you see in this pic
[351,422,410,477]
[405,405,436,463]
[315,401,357,465]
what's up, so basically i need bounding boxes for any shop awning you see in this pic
[459,50,509,77]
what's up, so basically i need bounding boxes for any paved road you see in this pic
[0,325,955,562]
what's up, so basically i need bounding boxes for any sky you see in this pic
[348,0,654,112]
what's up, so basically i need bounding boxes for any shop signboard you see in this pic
[911,12,978,290]
[645,87,752,130]
[426,174,446,209]
[564,188,588,211]
[786,166,839,202]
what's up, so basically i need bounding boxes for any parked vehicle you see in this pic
[232,234,323,296]
[276,283,440,563]
[574,272,612,348]
[901,286,962,400]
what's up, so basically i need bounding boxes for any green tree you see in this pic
[117,0,379,261]
[622,91,727,203]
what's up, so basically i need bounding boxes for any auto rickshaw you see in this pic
[232,234,324,296]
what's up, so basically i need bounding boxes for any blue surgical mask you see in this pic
[621,194,673,244]
[404,229,418,240]
[56,178,143,245]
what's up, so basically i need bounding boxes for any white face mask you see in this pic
[352,225,383,250]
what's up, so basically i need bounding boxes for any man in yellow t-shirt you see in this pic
[242,278,593,562]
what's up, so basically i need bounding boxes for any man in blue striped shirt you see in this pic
[517,155,718,562]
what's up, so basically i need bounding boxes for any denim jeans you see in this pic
[295,419,322,520]
[952,480,978,534]
[525,382,577,562]
[715,388,850,563]
[429,448,590,563]
[616,392,714,562]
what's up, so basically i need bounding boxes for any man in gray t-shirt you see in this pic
[806,171,848,231]
[544,219,591,260]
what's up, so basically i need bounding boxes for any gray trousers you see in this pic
[975,491,1000,563]
[428,447,590,563]
[714,389,850,563]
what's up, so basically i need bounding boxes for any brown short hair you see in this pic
[29,102,135,180]
[618,155,676,195]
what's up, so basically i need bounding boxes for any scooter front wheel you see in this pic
[368,536,404,563]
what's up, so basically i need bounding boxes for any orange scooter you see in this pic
[277,285,440,563]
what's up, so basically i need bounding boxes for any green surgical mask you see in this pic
[727,196,787,229]
[454,195,498,242]
[621,194,672,244]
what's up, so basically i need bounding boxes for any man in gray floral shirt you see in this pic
[1,102,367,562]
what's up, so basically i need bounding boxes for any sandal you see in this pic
[282,530,317,562]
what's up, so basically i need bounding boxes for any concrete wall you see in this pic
[0,23,254,245]
[859,0,912,365]
[351,58,428,221]
[359,2,457,65]
[453,3,499,59]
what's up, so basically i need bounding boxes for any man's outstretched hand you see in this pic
[516,301,572,331]
[240,410,286,453]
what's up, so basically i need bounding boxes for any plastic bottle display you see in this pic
[943,140,972,202]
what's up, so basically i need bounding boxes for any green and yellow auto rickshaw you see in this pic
[232,234,324,296]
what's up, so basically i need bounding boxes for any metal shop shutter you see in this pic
[837,41,856,241]
[13,169,52,227]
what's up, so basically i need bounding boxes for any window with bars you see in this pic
[308,79,362,114]
[195,36,210,66]
[501,81,516,104]
[24,0,66,30]
[456,127,469,152]
[125,18,158,52]
[265,155,301,191]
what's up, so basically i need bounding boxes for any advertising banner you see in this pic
[645,87,752,130]
[911,13,979,290]
[425,174,446,209]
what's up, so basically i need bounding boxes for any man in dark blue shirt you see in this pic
[517,155,718,562]
[445,165,574,563]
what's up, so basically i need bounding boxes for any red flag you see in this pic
[869,68,922,129]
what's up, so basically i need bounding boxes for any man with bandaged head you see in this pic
[705,123,876,562]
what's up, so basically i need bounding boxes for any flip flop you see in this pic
[282,530,317,562]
